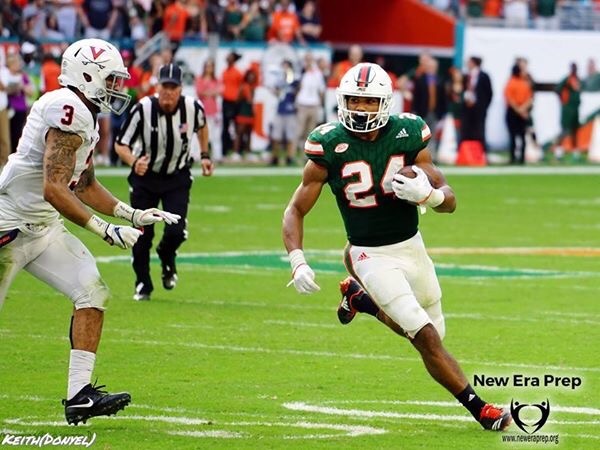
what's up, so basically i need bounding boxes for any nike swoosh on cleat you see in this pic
[68,398,94,408]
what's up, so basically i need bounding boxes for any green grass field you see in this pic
[0,166,598,449]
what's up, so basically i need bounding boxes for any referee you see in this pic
[115,63,214,301]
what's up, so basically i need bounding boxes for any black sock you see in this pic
[455,384,486,420]
[353,291,380,316]
[68,315,74,348]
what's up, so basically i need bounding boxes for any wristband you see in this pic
[200,152,211,160]
[113,201,136,222]
[85,214,109,238]
[288,249,307,272]
[420,188,445,208]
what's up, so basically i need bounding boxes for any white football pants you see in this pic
[0,222,109,311]
[344,232,445,339]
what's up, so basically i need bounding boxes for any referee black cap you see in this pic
[158,63,182,86]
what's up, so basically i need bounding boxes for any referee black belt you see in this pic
[136,167,190,178]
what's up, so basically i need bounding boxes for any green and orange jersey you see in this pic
[557,75,581,108]
[305,114,431,246]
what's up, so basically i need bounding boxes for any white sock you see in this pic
[67,350,96,400]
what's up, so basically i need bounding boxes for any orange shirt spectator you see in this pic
[327,60,352,88]
[163,0,189,43]
[483,0,502,17]
[327,45,363,88]
[221,64,244,102]
[139,53,164,98]
[268,0,301,43]
[504,74,533,108]
[120,49,142,102]
[40,55,61,94]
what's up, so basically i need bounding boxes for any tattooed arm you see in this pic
[43,128,123,223]
[73,162,121,216]
[43,128,94,227]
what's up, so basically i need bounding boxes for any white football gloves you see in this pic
[131,208,181,227]
[86,215,142,249]
[288,249,320,294]
[392,166,445,208]
[114,201,180,227]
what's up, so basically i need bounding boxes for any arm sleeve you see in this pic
[304,127,329,170]
[412,115,431,149]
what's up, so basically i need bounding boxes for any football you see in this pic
[397,165,417,178]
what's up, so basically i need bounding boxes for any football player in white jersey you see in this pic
[0,39,180,425]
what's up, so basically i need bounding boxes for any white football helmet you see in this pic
[336,62,393,132]
[58,38,131,115]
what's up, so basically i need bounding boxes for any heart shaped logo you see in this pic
[510,399,551,434]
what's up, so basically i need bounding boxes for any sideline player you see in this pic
[282,62,512,432]
[0,39,179,425]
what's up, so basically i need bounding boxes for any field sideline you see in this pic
[0,168,598,449]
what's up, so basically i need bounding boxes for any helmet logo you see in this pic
[354,65,374,88]
[90,46,106,60]
[80,47,109,69]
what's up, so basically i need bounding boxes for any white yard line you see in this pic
[283,402,600,428]
[263,319,338,329]
[0,328,597,373]
[561,433,600,440]
[4,414,386,439]
[3,396,598,440]
[167,430,245,438]
[321,400,600,416]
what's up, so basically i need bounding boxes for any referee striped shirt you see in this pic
[117,94,206,175]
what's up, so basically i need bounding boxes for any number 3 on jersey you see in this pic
[342,155,405,207]
[61,104,75,125]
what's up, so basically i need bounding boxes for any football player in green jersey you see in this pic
[282,62,512,432]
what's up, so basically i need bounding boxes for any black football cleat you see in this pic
[133,282,151,301]
[161,264,178,290]
[337,277,364,325]
[63,382,131,425]
[479,404,512,431]
[157,247,178,290]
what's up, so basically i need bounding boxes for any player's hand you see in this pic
[200,158,214,176]
[133,155,150,176]
[86,214,142,249]
[292,263,321,294]
[392,166,433,204]
[132,208,181,227]
[104,224,142,249]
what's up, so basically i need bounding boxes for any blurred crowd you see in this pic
[1,0,321,48]
[425,0,600,30]
[1,1,599,169]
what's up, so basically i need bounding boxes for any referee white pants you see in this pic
[344,232,445,339]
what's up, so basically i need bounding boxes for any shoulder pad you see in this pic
[44,92,94,135]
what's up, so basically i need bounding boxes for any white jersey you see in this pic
[0,88,99,231]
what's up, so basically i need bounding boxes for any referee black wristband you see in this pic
[200,152,211,160]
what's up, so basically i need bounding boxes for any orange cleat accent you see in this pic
[337,277,364,325]
[479,404,512,431]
